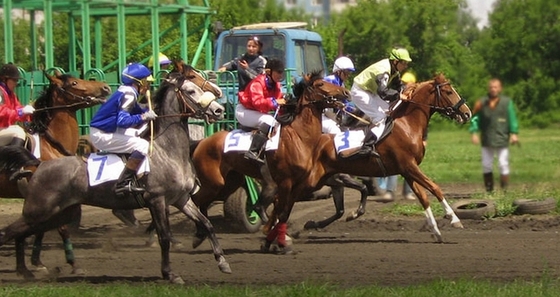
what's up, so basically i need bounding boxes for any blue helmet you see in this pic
[121,63,152,85]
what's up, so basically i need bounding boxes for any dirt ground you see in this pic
[1,183,559,287]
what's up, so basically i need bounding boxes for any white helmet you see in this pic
[332,56,355,73]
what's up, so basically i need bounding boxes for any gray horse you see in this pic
[0,62,230,284]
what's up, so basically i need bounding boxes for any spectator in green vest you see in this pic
[469,78,519,192]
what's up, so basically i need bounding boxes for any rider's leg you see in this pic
[0,125,26,147]
[9,137,26,147]
[115,150,146,195]
[244,124,271,165]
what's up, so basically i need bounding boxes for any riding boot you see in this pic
[115,153,146,196]
[9,138,26,147]
[500,174,509,191]
[483,172,494,193]
[356,129,380,158]
[244,130,268,165]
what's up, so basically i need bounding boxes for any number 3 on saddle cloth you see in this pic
[334,117,395,156]
[223,124,281,153]
[87,153,150,187]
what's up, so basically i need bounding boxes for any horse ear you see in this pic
[43,70,56,83]
[433,72,446,83]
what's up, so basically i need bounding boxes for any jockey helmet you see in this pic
[401,72,417,84]
[332,56,355,73]
[148,52,172,68]
[389,47,412,62]
[121,63,153,85]
[0,63,21,80]
[266,58,285,73]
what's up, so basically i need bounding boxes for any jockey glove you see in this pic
[17,105,35,116]
[141,110,158,121]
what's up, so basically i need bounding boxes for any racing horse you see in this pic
[0,71,110,274]
[262,73,472,252]
[189,71,350,247]
[0,61,230,283]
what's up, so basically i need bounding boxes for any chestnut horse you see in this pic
[0,72,110,274]
[262,73,472,252]
[189,72,350,246]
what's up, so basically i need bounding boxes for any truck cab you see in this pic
[213,22,328,92]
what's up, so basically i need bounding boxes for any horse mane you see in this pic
[278,70,324,125]
[28,74,74,133]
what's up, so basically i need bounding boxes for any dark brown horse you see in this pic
[0,72,110,274]
[262,73,472,252]
[189,72,350,246]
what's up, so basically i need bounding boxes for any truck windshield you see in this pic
[218,35,286,68]
[294,41,324,75]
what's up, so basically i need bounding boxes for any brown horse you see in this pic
[261,73,472,252]
[0,71,110,275]
[189,71,350,246]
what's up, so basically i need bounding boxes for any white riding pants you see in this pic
[481,146,510,175]
[90,127,149,156]
[351,84,387,139]
[322,114,341,134]
[235,104,277,129]
[0,125,26,146]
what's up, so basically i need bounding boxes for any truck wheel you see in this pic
[513,198,556,215]
[223,187,262,233]
[452,200,496,220]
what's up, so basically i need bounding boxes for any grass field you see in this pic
[1,129,559,295]
[2,278,560,297]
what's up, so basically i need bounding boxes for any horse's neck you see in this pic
[399,100,432,134]
[152,118,191,162]
[289,105,323,140]
[41,110,79,156]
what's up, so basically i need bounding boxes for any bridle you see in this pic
[33,85,106,113]
[408,81,466,119]
[303,80,345,108]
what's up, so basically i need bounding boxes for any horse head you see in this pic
[294,70,350,110]
[44,71,111,108]
[408,73,471,124]
[158,62,225,123]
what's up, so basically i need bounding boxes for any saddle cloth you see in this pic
[87,153,150,186]
[223,125,281,153]
[334,116,395,154]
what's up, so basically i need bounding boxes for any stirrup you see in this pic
[115,182,145,196]
[244,151,265,165]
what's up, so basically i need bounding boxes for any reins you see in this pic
[33,86,105,112]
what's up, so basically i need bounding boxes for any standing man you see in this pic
[470,78,519,192]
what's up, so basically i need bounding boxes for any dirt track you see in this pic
[1,185,560,287]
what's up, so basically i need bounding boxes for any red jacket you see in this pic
[238,74,283,113]
[0,83,27,128]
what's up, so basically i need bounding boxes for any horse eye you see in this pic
[71,81,78,86]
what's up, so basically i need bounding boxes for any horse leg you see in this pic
[180,199,231,274]
[191,203,209,249]
[338,174,368,221]
[147,198,183,284]
[304,176,345,229]
[112,209,141,227]
[403,177,443,242]
[30,232,47,270]
[0,217,37,279]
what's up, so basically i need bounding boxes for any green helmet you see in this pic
[389,47,412,62]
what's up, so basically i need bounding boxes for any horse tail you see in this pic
[0,146,41,174]
[189,139,202,158]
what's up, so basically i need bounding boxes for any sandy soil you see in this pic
[0,184,559,287]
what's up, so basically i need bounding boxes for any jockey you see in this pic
[236,58,286,164]
[348,47,412,158]
[322,56,355,134]
[89,63,157,196]
[148,52,172,70]
[0,63,34,147]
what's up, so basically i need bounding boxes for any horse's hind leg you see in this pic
[304,178,344,229]
[30,232,47,269]
[16,236,35,279]
[338,174,368,221]
[0,217,37,279]
[180,199,231,274]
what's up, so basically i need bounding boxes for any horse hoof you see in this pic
[192,236,205,249]
[72,267,85,275]
[346,212,358,222]
[451,221,464,229]
[260,242,271,253]
[431,233,444,243]
[303,221,318,230]
[170,275,185,285]
[171,241,184,249]
[276,245,295,255]
[17,269,35,280]
[145,240,158,248]
[218,261,232,274]
[32,265,48,272]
